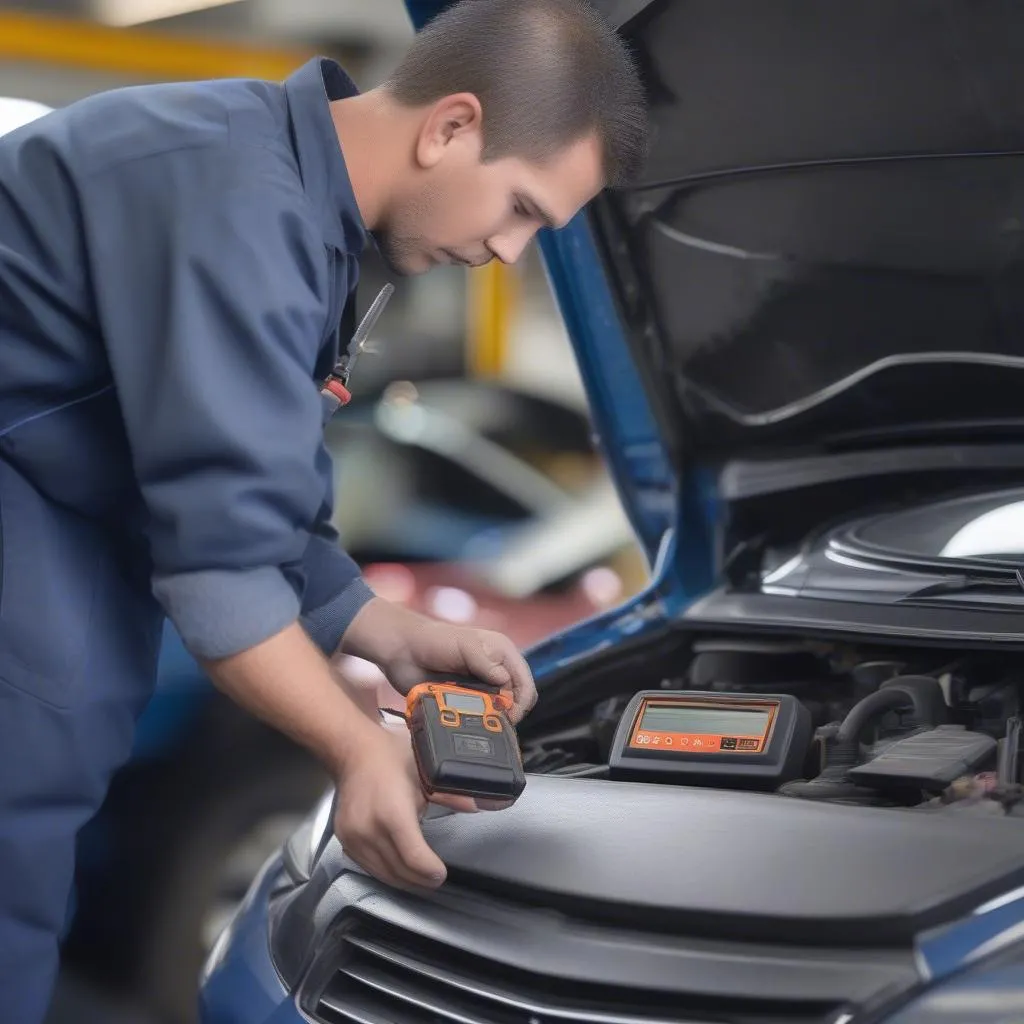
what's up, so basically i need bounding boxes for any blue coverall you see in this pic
[0,57,377,1022]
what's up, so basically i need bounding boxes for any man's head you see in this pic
[362,0,648,276]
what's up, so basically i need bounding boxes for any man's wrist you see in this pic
[321,704,385,780]
[200,620,388,782]
[338,595,422,669]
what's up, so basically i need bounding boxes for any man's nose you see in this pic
[486,227,536,266]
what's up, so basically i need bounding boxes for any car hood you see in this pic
[414,775,1024,946]
[593,0,1024,463]
[404,1,1024,519]
[279,774,1024,995]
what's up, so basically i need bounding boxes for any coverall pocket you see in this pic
[0,460,104,709]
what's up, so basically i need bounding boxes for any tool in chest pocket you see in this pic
[321,282,394,413]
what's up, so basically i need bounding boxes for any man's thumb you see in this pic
[466,650,512,688]
[484,662,512,687]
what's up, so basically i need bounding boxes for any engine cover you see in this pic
[420,774,1024,945]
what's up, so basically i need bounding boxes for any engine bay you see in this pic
[522,636,1024,817]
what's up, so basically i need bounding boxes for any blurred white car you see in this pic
[0,97,53,134]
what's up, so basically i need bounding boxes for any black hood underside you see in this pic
[598,0,1024,459]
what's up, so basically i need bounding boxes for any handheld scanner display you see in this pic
[407,683,526,801]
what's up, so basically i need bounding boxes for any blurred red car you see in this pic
[328,378,648,708]
[341,545,636,710]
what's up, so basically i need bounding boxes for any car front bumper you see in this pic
[199,833,1024,1024]
[199,854,299,1024]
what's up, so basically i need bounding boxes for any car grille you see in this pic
[309,914,841,1024]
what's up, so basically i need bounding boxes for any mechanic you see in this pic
[0,0,648,1019]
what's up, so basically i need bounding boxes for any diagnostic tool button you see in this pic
[441,710,459,726]
[484,715,502,732]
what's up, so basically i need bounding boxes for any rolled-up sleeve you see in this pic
[298,516,376,656]
[81,144,355,659]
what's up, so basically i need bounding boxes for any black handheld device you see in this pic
[407,679,526,801]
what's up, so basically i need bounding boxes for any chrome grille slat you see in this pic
[316,992,393,1024]
[341,934,696,1024]
[338,961,492,1024]
[311,915,839,1024]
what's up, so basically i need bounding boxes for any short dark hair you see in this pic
[384,0,649,187]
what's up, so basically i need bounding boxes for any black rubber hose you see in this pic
[836,675,947,745]
[782,675,947,804]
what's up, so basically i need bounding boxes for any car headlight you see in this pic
[873,939,1024,1023]
[848,888,1024,1024]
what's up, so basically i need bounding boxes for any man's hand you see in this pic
[201,621,473,892]
[340,597,538,725]
[332,722,476,889]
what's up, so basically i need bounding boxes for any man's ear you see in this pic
[414,92,483,169]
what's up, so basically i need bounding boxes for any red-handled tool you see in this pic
[321,282,394,414]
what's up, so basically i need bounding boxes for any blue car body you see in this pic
[201,2,1024,1022]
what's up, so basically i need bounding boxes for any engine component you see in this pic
[522,746,579,774]
[933,763,1024,817]
[608,690,812,790]
[591,695,632,762]
[688,639,823,692]
[999,715,1022,787]
[850,660,909,692]
[847,726,997,793]
[781,675,950,804]
[836,675,948,745]
[937,717,1024,816]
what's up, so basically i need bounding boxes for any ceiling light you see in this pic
[94,0,246,28]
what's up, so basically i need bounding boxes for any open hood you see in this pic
[403,1,1024,558]
[592,0,1024,461]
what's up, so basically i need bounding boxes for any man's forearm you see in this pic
[199,620,381,778]
[339,595,421,665]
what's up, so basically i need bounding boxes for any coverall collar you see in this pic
[285,57,369,255]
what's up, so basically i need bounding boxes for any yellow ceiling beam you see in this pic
[0,9,316,82]
[467,261,518,379]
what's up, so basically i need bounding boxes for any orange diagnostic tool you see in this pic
[609,690,812,790]
[407,681,526,801]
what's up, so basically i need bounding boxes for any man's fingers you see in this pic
[428,791,479,813]
[494,640,537,724]
[384,811,447,888]
[343,838,407,891]
[371,834,434,891]
[344,823,411,888]
[473,797,515,811]
[457,633,537,725]
[342,811,447,891]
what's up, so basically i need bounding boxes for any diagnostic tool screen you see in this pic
[629,700,776,754]
[444,692,487,713]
